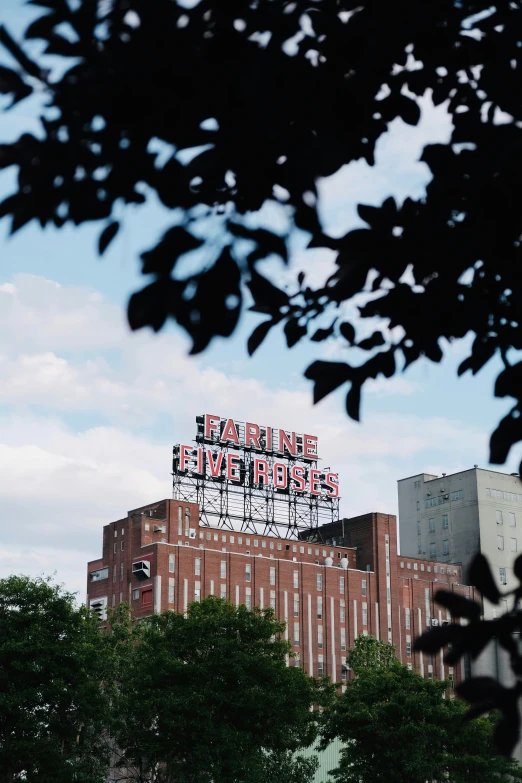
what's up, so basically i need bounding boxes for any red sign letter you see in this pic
[273,462,288,489]
[254,458,269,485]
[279,430,297,456]
[309,468,321,495]
[226,453,240,481]
[290,465,306,492]
[206,450,224,477]
[325,472,339,498]
[180,445,192,472]
[303,434,318,459]
[245,422,261,449]
[204,414,220,440]
[221,418,239,445]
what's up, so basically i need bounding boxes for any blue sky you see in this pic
[0,0,518,600]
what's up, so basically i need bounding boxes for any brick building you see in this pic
[87,499,476,686]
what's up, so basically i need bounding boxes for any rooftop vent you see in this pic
[132,560,151,580]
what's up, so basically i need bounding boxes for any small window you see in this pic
[293,571,299,589]
[308,548,312,554]
[340,599,345,623]
[120,562,124,581]
[300,546,304,553]
[214,533,218,541]
[195,557,201,575]
[294,594,299,617]
[270,567,276,585]
[220,561,226,579]
[498,535,504,551]
[270,590,276,610]
[246,539,250,546]
[340,627,346,651]
[317,657,324,677]
[511,538,517,553]
[294,622,300,645]
[317,573,323,591]
[318,625,323,649]
[145,523,150,531]
[420,563,425,571]
[168,579,174,604]
[254,539,259,548]
[407,563,411,569]
[361,579,367,597]
[245,587,251,610]
[509,512,516,528]
[406,635,412,657]
[413,563,418,570]
[400,561,404,568]
[222,535,227,543]
[442,514,449,530]
[486,487,491,496]
[362,603,367,626]
[277,543,282,550]
[246,564,251,582]
[429,544,436,558]
[194,581,201,603]
[185,507,190,522]
[206,532,211,540]
[315,549,319,556]
[340,576,345,594]
[405,607,410,630]
[262,540,266,548]
[496,510,503,525]
[440,568,445,574]
[133,589,139,600]
[220,584,227,600]
[270,541,274,549]
[114,529,118,538]
[238,537,242,545]
[443,539,450,555]
[317,596,323,620]
[428,518,435,533]
[293,545,297,553]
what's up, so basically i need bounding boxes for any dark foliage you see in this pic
[1,1,522,469]
[415,551,522,757]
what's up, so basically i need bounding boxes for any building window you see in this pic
[113,564,116,582]
[340,599,345,623]
[496,510,503,525]
[417,542,422,554]
[317,596,323,620]
[318,625,323,649]
[400,561,404,568]
[294,653,300,668]
[220,584,227,600]
[230,536,234,544]
[362,603,368,626]
[169,554,175,573]
[270,567,276,585]
[206,532,211,540]
[168,578,174,604]
[300,546,304,553]
[361,579,367,597]
[195,558,201,576]
[417,520,421,536]
[270,590,276,610]
[294,594,299,617]
[340,576,345,594]
[120,563,124,581]
[340,627,346,651]
[407,562,411,569]
[254,539,259,548]
[428,665,433,680]
[440,567,445,574]
[133,589,139,600]
[214,534,218,541]
[341,656,347,681]
[429,544,436,558]
[500,567,507,585]
[245,587,252,610]
[509,512,516,527]
[498,535,504,551]
[114,529,118,538]
[194,581,201,603]
[238,537,242,545]
[294,622,300,645]
[486,487,491,496]
[511,538,518,553]
[293,571,299,589]
[428,518,435,533]
[270,541,274,549]
[442,514,449,529]
[121,541,124,551]
[141,589,152,608]
[406,635,412,657]
[277,543,282,550]
[318,656,324,677]
[413,563,418,570]
[145,523,150,531]
[114,543,117,553]
[185,507,190,522]
[443,539,450,555]
[405,607,410,630]
[293,545,297,553]
[317,573,323,591]
[245,564,251,583]
[220,561,226,579]
[451,489,463,501]
[308,548,312,555]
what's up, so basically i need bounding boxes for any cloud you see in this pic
[0,273,492,600]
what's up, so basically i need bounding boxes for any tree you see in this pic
[111,596,333,783]
[347,634,397,674]
[0,0,522,473]
[0,574,112,783]
[320,656,522,783]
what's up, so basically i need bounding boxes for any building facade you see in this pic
[87,499,474,688]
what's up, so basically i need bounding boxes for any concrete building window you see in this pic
[340,627,346,651]
[168,578,174,604]
[443,539,450,555]
[270,590,276,610]
[405,607,410,630]
[133,589,139,600]
[500,567,507,585]
[428,518,435,533]
[317,596,323,620]
[270,567,276,585]
[220,584,226,599]
[340,576,345,594]
[120,563,124,581]
[509,512,516,527]
[511,538,517,553]
[486,487,491,496]
[362,603,368,626]
[195,558,201,576]
[429,544,436,558]
[340,599,345,622]
[318,655,324,677]
[362,579,367,597]
[496,510,503,525]
[318,625,323,649]
[317,573,323,591]
[245,587,251,610]
[294,594,299,617]
[451,489,463,501]
[406,635,412,657]
[442,514,449,529]
[417,542,422,554]
[246,564,251,582]
[220,561,226,579]
[194,582,201,602]
[417,520,421,535]
[498,535,504,550]
[293,571,299,589]
[169,554,175,573]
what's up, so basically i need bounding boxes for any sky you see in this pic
[0,0,519,602]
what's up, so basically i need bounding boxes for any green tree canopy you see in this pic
[112,596,334,783]
[347,634,397,674]
[320,661,522,783]
[0,575,111,783]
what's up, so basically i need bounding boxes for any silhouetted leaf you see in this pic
[339,322,355,344]
[468,554,501,604]
[398,95,421,125]
[457,677,504,704]
[248,269,289,315]
[247,319,273,356]
[141,226,203,277]
[0,64,31,104]
[228,222,287,263]
[284,318,307,348]
[434,590,481,621]
[514,553,522,584]
[346,382,361,421]
[311,320,336,342]
[458,337,496,376]
[414,624,462,653]
[490,406,522,466]
[98,221,120,255]
[305,361,350,404]
[357,331,385,350]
